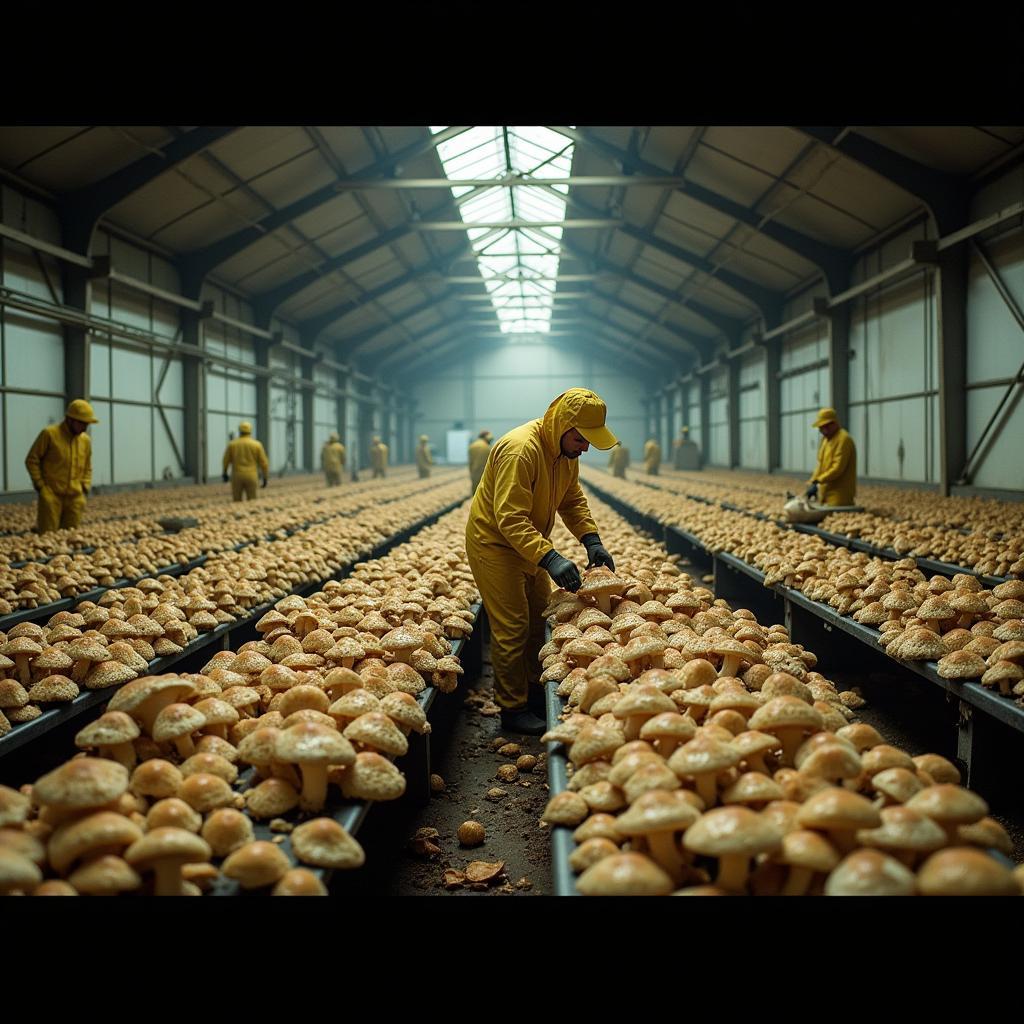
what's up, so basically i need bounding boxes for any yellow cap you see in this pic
[238,421,253,435]
[571,389,618,450]
[66,399,99,424]
[812,408,838,428]
[419,435,429,442]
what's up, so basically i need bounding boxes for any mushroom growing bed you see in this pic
[0,506,484,896]
[536,497,1022,896]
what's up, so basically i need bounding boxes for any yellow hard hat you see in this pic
[812,407,838,428]
[238,421,253,435]
[570,389,618,450]
[479,429,493,440]
[66,398,99,424]
[419,435,429,442]
[328,432,340,443]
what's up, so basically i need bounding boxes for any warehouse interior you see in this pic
[0,125,1022,898]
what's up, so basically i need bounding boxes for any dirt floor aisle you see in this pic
[382,646,553,896]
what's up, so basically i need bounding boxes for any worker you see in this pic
[416,434,433,479]
[673,426,701,470]
[608,443,630,478]
[643,437,662,475]
[466,388,618,735]
[369,436,389,479]
[321,432,346,487]
[806,407,857,506]
[468,429,493,493]
[222,421,269,502]
[25,398,97,534]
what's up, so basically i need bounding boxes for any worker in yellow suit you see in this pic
[806,407,857,506]
[369,436,388,478]
[466,388,618,735]
[468,429,493,494]
[609,443,630,478]
[416,434,432,479]
[25,398,97,534]
[643,437,662,475]
[321,432,346,487]
[222,421,269,502]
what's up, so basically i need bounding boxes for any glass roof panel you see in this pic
[431,125,574,336]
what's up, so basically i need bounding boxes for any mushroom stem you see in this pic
[342,657,356,670]
[780,865,813,897]
[151,858,187,897]
[720,654,742,678]
[715,853,751,893]
[744,752,769,774]
[205,724,228,740]
[298,765,328,812]
[828,828,859,855]
[72,659,91,683]
[173,735,196,760]
[693,772,718,809]
[103,742,137,771]
[647,831,686,884]
[15,655,31,686]
[597,595,612,615]
[656,737,682,759]
[775,727,804,768]
[624,714,647,742]
[393,651,413,665]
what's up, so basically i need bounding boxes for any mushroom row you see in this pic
[581,471,1024,695]
[0,505,480,895]
[0,481,471,736]
[538,500,1022,896]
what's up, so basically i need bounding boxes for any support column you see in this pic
[63,267,90,401]
[936,249,968,495]
[301,355,314,472]
[764,339,781,472]
[254,340,271,461]
[181,306,204,483]
[699,373,710,465]
[665,391,675,451]
[728,358,741,468]
[819,298,850,430]
[335,369,348,443]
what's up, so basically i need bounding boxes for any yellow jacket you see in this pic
[322,441,346,474]
[466,391,600,572]
[416,443,432,471]
[25,422,92,496]
[643,440,661,472]
[223,435,269,479]
[810,428,857,505]
[609,445,630,474]
[468,438,491,492]
[370,443,389,471]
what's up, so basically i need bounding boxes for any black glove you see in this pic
[581,532,615,571]
[262,477,269,489]
[222,472,229,483]
[540,550,582,592]
[805,482,819,499]
[82,487,89,498]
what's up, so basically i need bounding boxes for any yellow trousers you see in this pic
[372,468,386,479]
[467,543,551,710]
[325,470,342,487]
[417,467,431,479]
[37,488,85,533]
[231,473,258,502]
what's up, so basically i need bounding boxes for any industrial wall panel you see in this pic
[91,282,110,320]
[1,185,62,245]
[206,413,229,477]
[856,396,929,482]
[314,395,336,425]
[206,371,229,412]
[110,236,149,279]
[204,328,226,357]
[150,255,181,295]
[109,282,151,333]
[88,400,112,488]
[111,346,152,402]
[152,299,179,340]
[780,411,818,474]
[4,311,64,390]
[1,243,58,302]
[966,229,1024,384]
[155,358,185,408]
[708,423,730,466]
[740,420,767,469]
[3,393,66,492]
[967,385,1024,491]
[270,418,288,473]
[154,406,185,479]
[111,403,152,483]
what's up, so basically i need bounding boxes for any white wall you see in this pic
[739,349,767,468]
[409,341,649,468]
[707,366,730,466]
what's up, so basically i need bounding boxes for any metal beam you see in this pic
[413,219,621,231]
[552,126,853,295]
[728,358,740,467]
[60,127,239,253]
[444,274,607,284]
[936,247,968,495]
[333,175,689,189]
[369,315,474,371]
[178,126,471,288]
[795,127,969,234]
[335,289,460,358]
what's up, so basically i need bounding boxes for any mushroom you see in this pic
[146,798,202,833]
[152,703,206,760]
[824,849,917,896]
[245,779,301,820]
[276,722,356,812]
[273,868,329,896]
[575,852,674,896]
[613,789,701,882]
[682,806,782,893]
[916,847,1019,896]
[129,759,183,800]
[667,733,741,807]
[904,784,988,843]
[748,696,824,767]
[201,808,255,858]
[335,751,406,801]
[774,830,840,896]
[74,712,140,770]
[222,841,292,890]
[108,675,197,734]
[855,805,947,867]
[795,787,882,853]
[125,827,211,896]
[47,810,144,875]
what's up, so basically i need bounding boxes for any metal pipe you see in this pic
[0,223,91,268]
[775,357,829,381]
[209,309,273,340]
[971,238,1024,335]
[848,389,938,406]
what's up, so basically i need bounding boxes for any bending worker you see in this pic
[369,435,388,479]
[468,429,493,493]
[643,436,662,476]
[416,434,433,479]
[806,407,857,506]
[673,426,701,470]
[609,442,630,479]
[222,421,269,502]
[321,432,346,487]
[25,398,98,534]
[466,388,618,735]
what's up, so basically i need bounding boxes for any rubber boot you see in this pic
[499,707,547,736]
[527,684,548,720]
